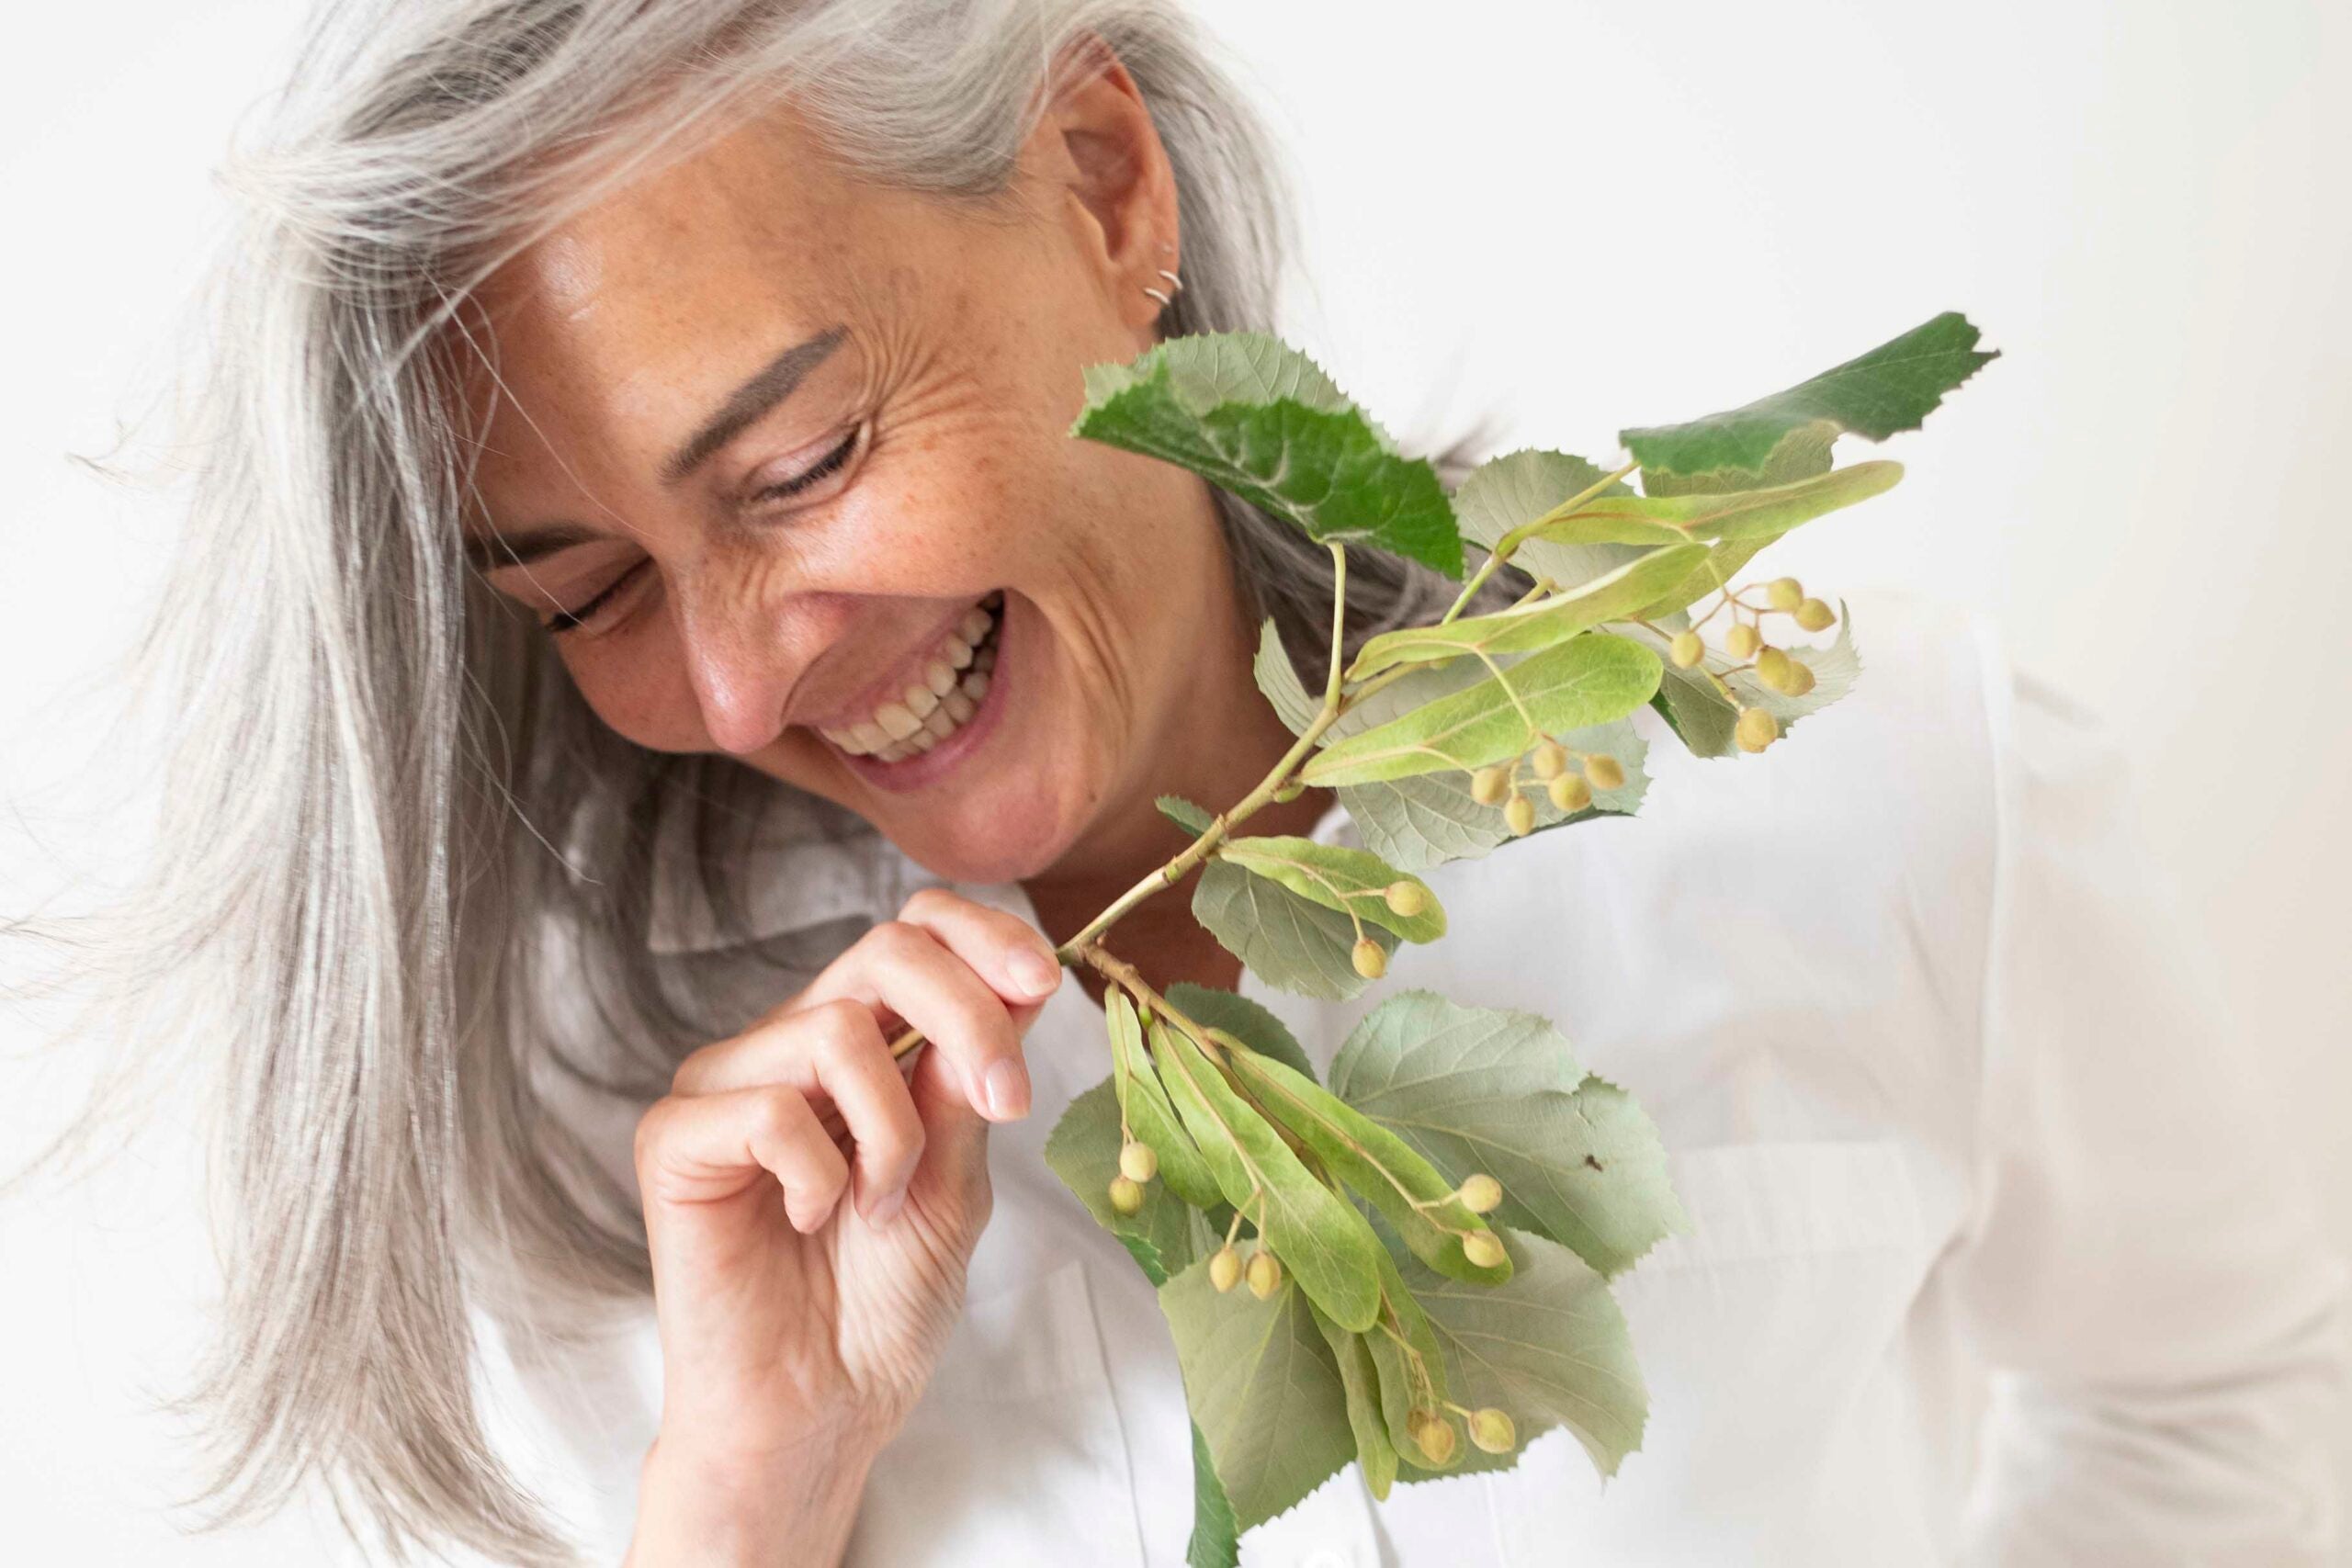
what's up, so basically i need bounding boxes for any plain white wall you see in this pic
[4,2,2346,1562]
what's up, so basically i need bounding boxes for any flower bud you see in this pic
[1470,765,1510,806]
[1272,780,1306,803]
[1462,1230,1508,1269]
[1755,646,1798,694]
[1547,773,1592,814]
[1794,597,1836,633]
[1503,795,1536,837]
[1668,630,1705,669]
[1246,1247,1283,1300]
[1209,1244,1242,1293]
[1786,659,1816,696]
[1468,1407,1517,1454]
[1351,937,1388,980]
[1735,705,1781,753]
[1108,1175,1145,1215]
[1767,576,1804,613]
[1584,753,1626,792]
[1531,739,1569,780]
[1384,880,1430,918]
[1725,623,1762,660]
[1457,1173,1503,1213]
[1412,1412,1459,1467]
[1119,1140,1159,1183]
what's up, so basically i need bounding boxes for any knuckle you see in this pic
[808,997,880,1055]
[631,1098,673,1168]
[745,1084,808,1145]
[861,919,929,965]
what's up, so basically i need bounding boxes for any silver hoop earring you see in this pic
[1142,283,1173,307]
[1156,267,1184,294]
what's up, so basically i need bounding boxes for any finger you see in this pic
[893,887,1065,1009]
[900,1032,995,1232]
[669,1000,925,1222]
[798,919,1033,1123]
[633,1084,851,1234]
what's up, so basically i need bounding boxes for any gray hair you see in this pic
[8,0,1498,1561]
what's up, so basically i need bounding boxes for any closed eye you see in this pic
[747,424,863,507]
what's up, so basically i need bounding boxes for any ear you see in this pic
[1028,35,1182,339]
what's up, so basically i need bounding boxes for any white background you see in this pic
[3,1,2346,1561]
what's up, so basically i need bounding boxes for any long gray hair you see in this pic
[10,0,1497,1561]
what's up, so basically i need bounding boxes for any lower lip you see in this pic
[832,599,1013,794]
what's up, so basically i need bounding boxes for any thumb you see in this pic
[901,1040,996,1222]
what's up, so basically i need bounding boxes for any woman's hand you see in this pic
[623,889,1064,1568]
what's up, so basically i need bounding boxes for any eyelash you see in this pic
[541,426,865,636]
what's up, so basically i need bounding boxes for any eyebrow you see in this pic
[462,321,852,574]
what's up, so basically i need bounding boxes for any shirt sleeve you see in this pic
[1945,626,2349,1564]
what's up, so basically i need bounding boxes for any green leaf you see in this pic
[1157,794,1216,839]
[1214,836,1445,943]
[1621,311,1997,480]
[1329,993,1686,1278]
[1227,1046,1509,1286]
[1341,716,1649,872]
[1253,616,1320,738]
[1186,1421,1242,1568]
[1541,461,1904,547]
[1303,634,1663,787]
[1455,448,1644,593]
[1107,995,1224,1209]
[1165,982,1319,1083]
[1398,1229,1650,1480]
[1645,655,1742,759]
[1074,333,1464,576]
[1642,418,1839,497]
[1154,1021,1385,1331]
[1159,1256,1358,1531]
[1347,543,1712,680]
[1193,857,1396,1001]
[1043,1077,1200,1283]
[1308,1304,1398,1501]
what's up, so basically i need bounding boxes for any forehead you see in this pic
[453,103,930,490]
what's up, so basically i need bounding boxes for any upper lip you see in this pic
[789,596,988,733]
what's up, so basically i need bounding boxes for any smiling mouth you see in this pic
[815,592,1003,762]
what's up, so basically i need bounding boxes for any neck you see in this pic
[1022,631,1332,1005]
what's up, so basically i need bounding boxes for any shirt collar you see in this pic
[641,784,919,955]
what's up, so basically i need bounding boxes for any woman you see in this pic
[34,0,2345,1562]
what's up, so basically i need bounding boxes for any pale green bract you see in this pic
[1043,314,1990,1566]
[1302,633,1663,787]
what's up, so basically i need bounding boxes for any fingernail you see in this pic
[1009,947,1061,998]
[984,1057,1031,1121]
[870,1185,906,1225]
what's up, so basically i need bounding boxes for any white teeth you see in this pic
[822,599,1001,762]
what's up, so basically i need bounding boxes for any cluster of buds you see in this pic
[1107,1136,1159,1215]
[1467,737,1626,837]
[1666,575,1837,753]
[1405,1402,1518,1466]
[1346,880,1428,980]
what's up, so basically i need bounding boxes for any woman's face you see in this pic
[460,64,1244,886]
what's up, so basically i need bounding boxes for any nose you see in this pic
[672,570,828,757]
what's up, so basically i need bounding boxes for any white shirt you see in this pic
[481,589,2348,1566]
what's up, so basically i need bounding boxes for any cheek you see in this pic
[559,636,710,753]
